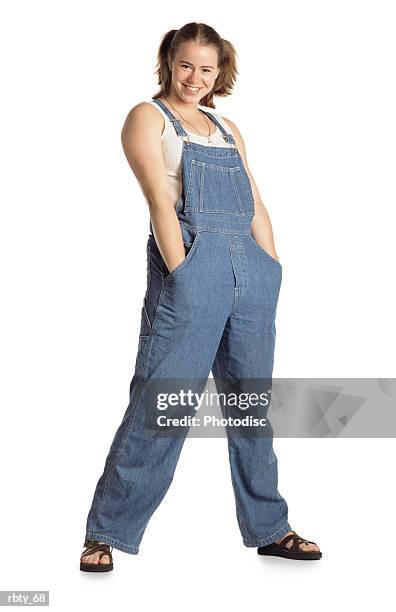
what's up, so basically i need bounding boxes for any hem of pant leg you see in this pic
[86,531,139,555]
[242,522,292,548]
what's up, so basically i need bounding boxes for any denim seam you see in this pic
[227,237,240,313]
[151,281,167,336]
[175,193,183,213]
[137,334,154,382]
[174,139,186,214]
[142,304,152,334]
[85,531,139,555]
[186,210,252,217]
[90,379,145,528]
[125,341,154,440]
[230,468,253,541]
[242,522,292,548]
[178,223,253,235]
[240,241,248,298]
[143,247,153,331]
[191,161,242,172]
[212,343,252,541]
[230,169,244,214]
[199,164,204,212]
[229,241,248,311]
[143,334,154,379]
[92,333,156,523]
[184,160,195,209]
[229,237,237,313]
[236,168,255,214]
[181,144,239,157]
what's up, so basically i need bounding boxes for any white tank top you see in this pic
[145,100,233,208]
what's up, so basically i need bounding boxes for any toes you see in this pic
[300,542,320,552]
[81,552,110,565]
[274,532,321,553]
[81,541,111,565]
[81,553,98,564]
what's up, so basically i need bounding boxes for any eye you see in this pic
[180,64,211,73]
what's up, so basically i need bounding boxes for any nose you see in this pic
[187,68,201,83]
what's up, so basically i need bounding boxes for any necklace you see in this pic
[165,97,215,143]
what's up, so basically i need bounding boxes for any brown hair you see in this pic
[152,22,238,109]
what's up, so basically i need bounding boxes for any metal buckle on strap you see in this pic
[169,118,191,144]
[223,133,238,150]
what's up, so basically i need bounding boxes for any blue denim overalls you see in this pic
[85,98,291,553]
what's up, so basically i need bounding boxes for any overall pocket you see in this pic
[162,232,201,283]
[249,234,282,268]
[185,160,254,215]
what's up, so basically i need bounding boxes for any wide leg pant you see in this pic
[85,228,291,554]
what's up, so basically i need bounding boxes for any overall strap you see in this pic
[151,98,236,147]
[198,109,237,147]
[151,98,190,140]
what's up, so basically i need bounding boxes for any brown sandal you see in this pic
[257,530,322,560]
[80,538,114,572]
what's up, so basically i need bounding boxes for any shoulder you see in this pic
[121,101,166,140]
[123,101,164,124]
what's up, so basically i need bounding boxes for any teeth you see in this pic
[184,84,199,92]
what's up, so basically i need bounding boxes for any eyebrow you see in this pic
[178,60,215,69]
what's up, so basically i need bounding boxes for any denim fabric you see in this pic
[85,98,291,554]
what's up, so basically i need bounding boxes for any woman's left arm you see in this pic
[222,117,281,264]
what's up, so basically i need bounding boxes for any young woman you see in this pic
[80,22,321,572]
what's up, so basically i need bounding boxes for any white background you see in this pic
[1,1,395,610]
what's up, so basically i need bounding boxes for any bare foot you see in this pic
[275,530,320,553]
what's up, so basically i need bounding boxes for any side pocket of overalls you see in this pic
[161,240,191,281]
[161,232,201,283]
[134,239,161,377]
[139,239,163,336]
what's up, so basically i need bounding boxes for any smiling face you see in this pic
[169,40,220,106]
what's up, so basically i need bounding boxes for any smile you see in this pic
[182,84,201,93]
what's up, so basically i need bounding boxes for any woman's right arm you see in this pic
[120,102,187,274]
